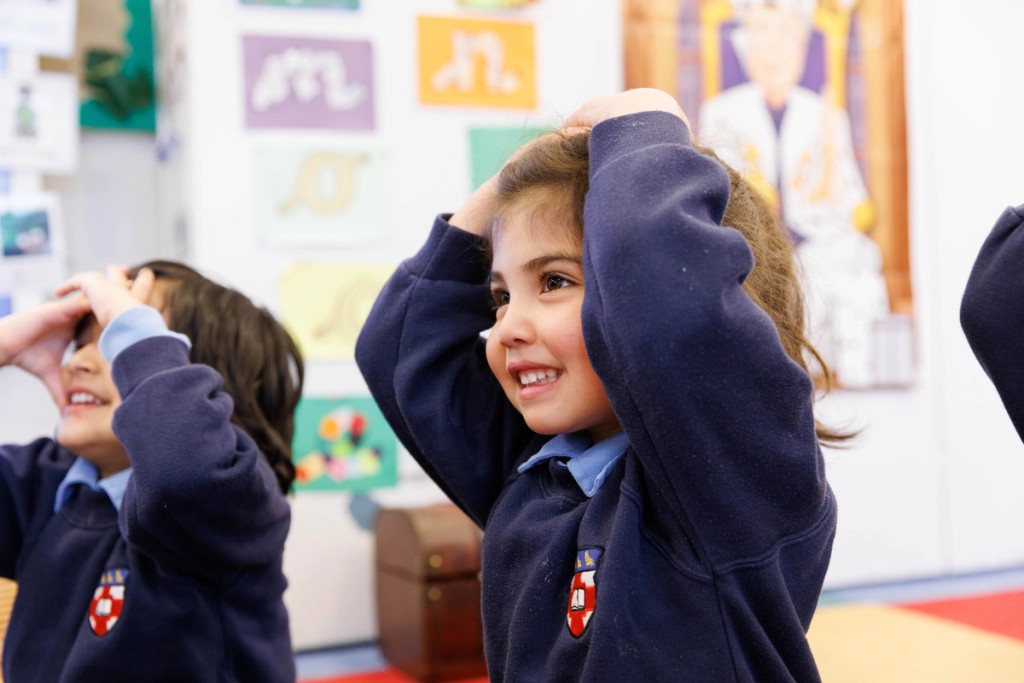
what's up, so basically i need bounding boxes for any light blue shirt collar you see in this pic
[517,431,629,497]
[54,458,131,513]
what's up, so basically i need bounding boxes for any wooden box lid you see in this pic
[374,503,483,580]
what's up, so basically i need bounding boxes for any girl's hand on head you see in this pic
[0,294,92,408]
[450,175,498,237]
[563,88,691,135]
[55,265,157,329]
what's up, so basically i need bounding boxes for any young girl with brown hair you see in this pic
[357,88,839,681]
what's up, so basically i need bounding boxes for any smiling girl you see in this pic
[356,88,843,681]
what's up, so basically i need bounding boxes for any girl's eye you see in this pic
[542,274,572,292]
[490,289,510,309]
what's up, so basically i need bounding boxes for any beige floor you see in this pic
[809,602,1024,682]
[0,579,14,683]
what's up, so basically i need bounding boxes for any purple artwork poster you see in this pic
[242,35,375,131]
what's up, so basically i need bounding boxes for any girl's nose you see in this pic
[494,301,535,347]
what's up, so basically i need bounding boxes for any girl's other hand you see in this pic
[563,88,691,135]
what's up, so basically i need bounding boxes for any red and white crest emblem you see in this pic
[566,548,603,638]
[89,568,129,636]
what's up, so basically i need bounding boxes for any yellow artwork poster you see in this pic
[418,15,536,109]
[280,263,393,360]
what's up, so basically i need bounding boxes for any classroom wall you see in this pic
[2,0,1023,652]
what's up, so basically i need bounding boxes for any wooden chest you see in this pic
[374,503,487,681]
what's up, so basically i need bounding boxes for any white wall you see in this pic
[3,0,1024,651]
[180,0,624,649]
[821,0,1024,588]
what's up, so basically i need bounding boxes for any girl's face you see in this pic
[56,316,130,478]
[485,213,619,441]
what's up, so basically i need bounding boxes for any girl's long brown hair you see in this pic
[486,129,853,445]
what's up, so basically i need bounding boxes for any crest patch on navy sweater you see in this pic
[89,568,129,636]
[566,548,602,637]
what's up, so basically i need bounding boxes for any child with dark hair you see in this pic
[0,260,304,682]
[356,89,842,681]
[961,205,1024,442]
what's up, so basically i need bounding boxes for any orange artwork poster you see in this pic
[625,0,911,390]
[418,15,536,110]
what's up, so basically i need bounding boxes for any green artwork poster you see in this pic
[239,0,360,8]
[291,396,398,493]
[468,126,548,191]
[79,0,156,131]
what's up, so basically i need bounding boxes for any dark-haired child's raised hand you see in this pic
[0,294,92,408]
[56,265,157,329]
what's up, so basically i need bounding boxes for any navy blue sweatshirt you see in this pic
[356,111,835,681]
[961,204,1024,443]
[0,336,294,682]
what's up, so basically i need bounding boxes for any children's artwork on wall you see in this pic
[418,15,536,110]
[469,126,548,190]
[153,0,187,161]
[0,73,77,173]
[240,0,360,8]
[457,0,539,8]
[625,0,911,389]
[253,145,389,247]
[279,263,393,360]
[76,0,156,131]
[243,35,375,131]
[291,396,398,493]
[0,192,63,267]
[0,0,77,59]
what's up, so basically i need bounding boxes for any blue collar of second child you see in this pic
[54,457,132,513]
[517,431,629,497]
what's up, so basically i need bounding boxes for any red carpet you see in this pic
[303,669,487,683]
[900,589,1024,641]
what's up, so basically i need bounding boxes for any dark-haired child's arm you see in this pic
[961,204,1024,443]
[102,313,289,576]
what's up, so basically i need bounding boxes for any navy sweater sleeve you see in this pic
[583,112,830,566]
[355,221,539,526]
[961,204,1024,443]
[0,439,73,578]
[111,336,290,575]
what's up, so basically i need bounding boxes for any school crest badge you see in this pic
[566,548,603,638]
[89,568,129,636]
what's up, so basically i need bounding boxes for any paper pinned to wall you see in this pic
[0,191,64,268]
[242,35,376,131]
[0,73,78,173]
[469,125,549,190]
[291,395,398,493]
[279,263,393,361]
[252,145,389,247]
[0,0,77,59]
[418,15,536,109]
[240,0,360,8]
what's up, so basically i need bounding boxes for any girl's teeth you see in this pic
[520,370,559,386]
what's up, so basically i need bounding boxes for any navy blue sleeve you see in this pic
[961,204,1024,443]
[110,336,290,575]
[355,218,539,527]
[0,439,73,578]
[582,111,831,566]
